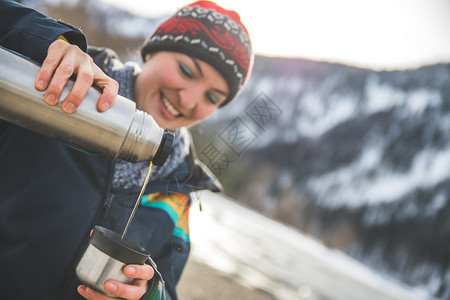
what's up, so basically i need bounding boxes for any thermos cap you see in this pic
[152,129,175,166]
[90,226,149,265]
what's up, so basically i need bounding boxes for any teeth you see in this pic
[162,95,180,116]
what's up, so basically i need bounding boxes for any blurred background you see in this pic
[21,0,450,299]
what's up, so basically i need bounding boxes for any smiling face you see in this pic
[134,51,229,130]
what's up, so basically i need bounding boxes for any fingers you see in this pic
[105,279,148,300]
[78,280,148,300]
[59,57,94,113]
[35,40,67,104]
[35,40,118,114]
[77,265,154,300]
[37,40,91,113]
[77,286,100,299]
[35,40,66,91]
[124,264,154,281]
[61,63,118,114]
[94,70,119,112]
[78,285,117,300]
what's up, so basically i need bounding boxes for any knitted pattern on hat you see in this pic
[141,1,253,106]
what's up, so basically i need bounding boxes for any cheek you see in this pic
[138,66,174,94]
[193,105,217,121]
[135,73,153,99]
[156,66,182,87]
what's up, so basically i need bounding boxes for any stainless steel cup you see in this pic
[76,226,150,297]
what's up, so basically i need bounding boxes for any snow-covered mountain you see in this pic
[193,55,450,299]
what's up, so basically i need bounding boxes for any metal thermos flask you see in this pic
[0,46,173,165]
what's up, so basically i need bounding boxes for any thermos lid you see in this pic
[90,226,150,265]
[152,129,175,166]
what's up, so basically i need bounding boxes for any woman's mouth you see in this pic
[161,93,182,118]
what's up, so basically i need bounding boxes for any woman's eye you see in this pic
[179,63,194,78]
[207,93,219,105]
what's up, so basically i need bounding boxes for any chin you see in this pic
[154,118,167,128]
[156,118,175,130]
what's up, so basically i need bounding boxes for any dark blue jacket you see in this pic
[0,1,220,299]
[0,0,87,62]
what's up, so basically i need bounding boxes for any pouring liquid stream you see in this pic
[121,162,154,239]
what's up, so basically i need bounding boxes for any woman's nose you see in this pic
[179,87,201,110]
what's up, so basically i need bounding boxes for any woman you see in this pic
[0,1,253,299]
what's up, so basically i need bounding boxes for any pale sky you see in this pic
[100,0,450,70]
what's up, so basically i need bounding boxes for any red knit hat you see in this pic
[141,1,253,106]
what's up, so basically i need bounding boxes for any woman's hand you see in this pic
[35,39,119,113]
[77,264,155,300]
